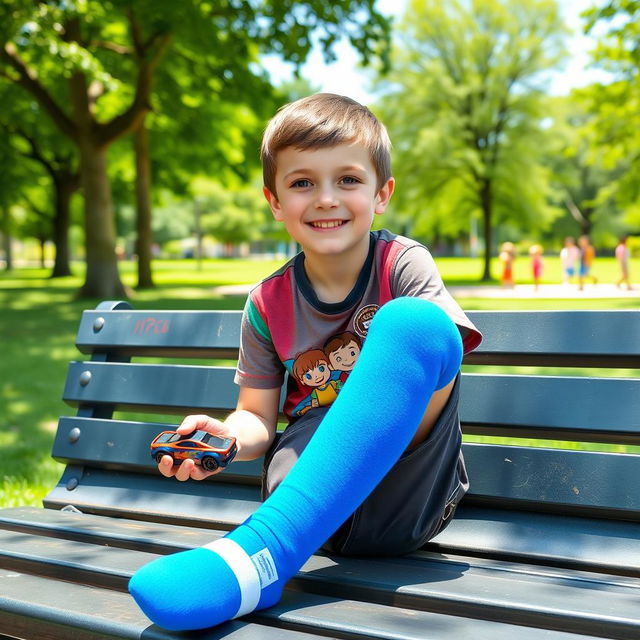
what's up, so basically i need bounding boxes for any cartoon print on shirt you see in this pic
[287,332,364,417]
[323,332,362,383]
[291,350,340,416]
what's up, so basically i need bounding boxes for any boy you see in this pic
[130,94,482,631]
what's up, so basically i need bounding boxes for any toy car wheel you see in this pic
[155,452,170,465]
[202,456,219,472]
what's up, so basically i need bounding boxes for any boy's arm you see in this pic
[158,386,281,482]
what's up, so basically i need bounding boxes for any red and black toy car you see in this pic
[150,429,237,472]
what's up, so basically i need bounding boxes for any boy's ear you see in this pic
[374,177,395,215]
[263,186,283,221]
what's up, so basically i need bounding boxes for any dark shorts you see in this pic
[262,375,468,557]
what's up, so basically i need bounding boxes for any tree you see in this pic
[195,179,271,251]
[378,0,566,279]
[583,0,640,228]
[543,93,624,243]
[1,1,390,298]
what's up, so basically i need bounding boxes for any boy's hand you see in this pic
[157,414,237,482]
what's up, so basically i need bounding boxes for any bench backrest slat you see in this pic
[75,308,640,367]
[52,417,640,520]
[62,363,640,444]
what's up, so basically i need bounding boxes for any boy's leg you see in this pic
[265,376,466,557]
[129,297,463,631]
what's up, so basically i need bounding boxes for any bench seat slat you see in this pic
[2,506,638,587]
[51,418,640,517]
[62,364,640,442]
[2,569,602,640]
[0,569,331,640]
[1,517,637,639]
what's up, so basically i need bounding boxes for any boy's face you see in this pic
[263,143,394,260]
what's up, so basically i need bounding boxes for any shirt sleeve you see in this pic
[391,245,482,354]
[234,295,286,389]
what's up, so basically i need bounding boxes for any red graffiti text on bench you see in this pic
[134,318,170,334]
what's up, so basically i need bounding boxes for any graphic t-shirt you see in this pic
[235,230,482,422]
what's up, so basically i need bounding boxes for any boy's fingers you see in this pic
[174,458,196,482]
[157,454,176,477]
[178,414,221,434]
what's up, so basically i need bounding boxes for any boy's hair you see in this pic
[261,93,392,195]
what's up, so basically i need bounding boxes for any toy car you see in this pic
[150,429,237,471]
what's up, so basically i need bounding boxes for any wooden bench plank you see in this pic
[1,569,603,640]
[431,505,640,576]
[50,418,640,518]
[461,443,640,518]
[76,309,640,368]
[1,519,638,638]
[63,362,240,415]
[61,365,640,442]
[465,310,640,367]
[76,308,243,359]
[0,569,330,640]
[4,501,639,586]
[459,374,640,443]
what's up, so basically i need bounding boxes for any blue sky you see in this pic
[262,0,611,105]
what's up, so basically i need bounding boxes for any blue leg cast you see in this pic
[129,298,463,630]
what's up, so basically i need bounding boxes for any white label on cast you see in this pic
[250,548,278,588]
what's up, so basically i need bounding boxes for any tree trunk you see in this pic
[77,139,128,299]
[1,209,12,272]
[133,121,155,288]
[50,175,75,277]
[480,180,493,282]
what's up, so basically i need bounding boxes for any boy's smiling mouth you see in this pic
[309,220,347,230]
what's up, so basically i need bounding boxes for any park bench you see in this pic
[1,300,639,640]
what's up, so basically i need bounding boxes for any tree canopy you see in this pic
[378,0,566,278]
[0,0,390,296]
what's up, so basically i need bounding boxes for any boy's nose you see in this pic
[314,186,338,209]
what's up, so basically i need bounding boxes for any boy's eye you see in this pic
[319,365,325,372]
[340,176,360,185]
[291,178,312,188]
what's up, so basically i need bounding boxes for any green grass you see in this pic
[1,257,638,508]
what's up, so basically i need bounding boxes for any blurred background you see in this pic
[1,0,639,506]
[1,0,638,295]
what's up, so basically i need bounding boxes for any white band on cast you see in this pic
[202,538,261,618]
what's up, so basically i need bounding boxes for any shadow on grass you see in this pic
[0,275,249,507]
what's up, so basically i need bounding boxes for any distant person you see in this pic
[528,244,543,291]
[615,235,633,290]
[578,235,597,290]
[499,242,515,287]
[560,237,579,285]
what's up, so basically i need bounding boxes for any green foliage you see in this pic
[582,0,640,227]
[378,0,567,278]
[1,0,391,296]
[192,177,272,246]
